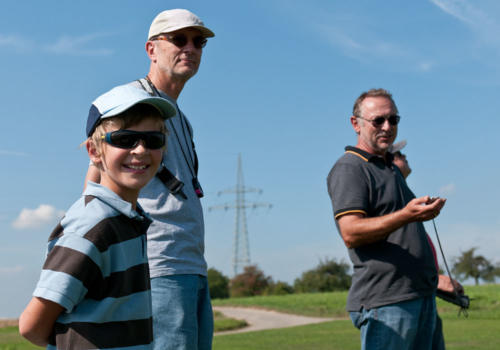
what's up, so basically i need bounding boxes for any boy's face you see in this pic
[90,117,164,205]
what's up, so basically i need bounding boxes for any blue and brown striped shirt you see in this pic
[33,182,153,349]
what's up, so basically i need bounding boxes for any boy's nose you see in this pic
[131,140,148,153]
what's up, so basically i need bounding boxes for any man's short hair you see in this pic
[352,88,398,118]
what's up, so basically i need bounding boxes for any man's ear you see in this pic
[86,140,102,166]
[351,115,361,134]
[145,41,156,61]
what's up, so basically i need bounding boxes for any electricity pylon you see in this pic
[208,154,272,276]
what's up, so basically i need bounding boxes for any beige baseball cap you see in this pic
[148,9,215,40]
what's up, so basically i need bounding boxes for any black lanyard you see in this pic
[139,77,204,198]
[144,77,197,177]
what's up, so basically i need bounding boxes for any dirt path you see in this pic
[214,306,337,335]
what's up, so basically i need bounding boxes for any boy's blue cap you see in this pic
[86,84,177,137]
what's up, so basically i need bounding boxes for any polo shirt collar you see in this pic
[84,181,150,221]
[345,146,394,166]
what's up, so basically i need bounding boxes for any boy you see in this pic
[19,84,176,349]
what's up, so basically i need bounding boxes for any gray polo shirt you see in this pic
[327,146,437,311]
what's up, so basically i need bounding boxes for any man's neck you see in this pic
[147,70,185,101]
[355,142,387,160]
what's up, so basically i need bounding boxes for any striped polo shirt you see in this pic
[33,182,153,349]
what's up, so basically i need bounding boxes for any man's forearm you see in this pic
[337,209,411,248]
[337,196,446,248]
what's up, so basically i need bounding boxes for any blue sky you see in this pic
[1,0,500,318]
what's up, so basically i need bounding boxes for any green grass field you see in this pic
[212,284,500,350]
[2,284,499,349]
[0,326,42,350]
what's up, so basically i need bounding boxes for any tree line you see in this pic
[208,248,500,299]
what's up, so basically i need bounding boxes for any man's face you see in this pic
[352,96,397,156]
[151,28,203,82]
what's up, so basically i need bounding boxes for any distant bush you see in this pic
[208,268,230,299]
[265,280,294,295]
[294,258,351,293]
[230,265,271,298]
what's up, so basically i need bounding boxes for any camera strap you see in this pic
[136,78,203,198]
[431,219,470,316]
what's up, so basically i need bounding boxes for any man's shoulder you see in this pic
[328,147,368,177]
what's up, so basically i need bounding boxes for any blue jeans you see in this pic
[151,275,213,350]
[432,314,445,350]
[350,295,436,350]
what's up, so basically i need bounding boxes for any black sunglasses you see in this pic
[154,34,207,49]
[102,130,165,149]
[357,114,401,127]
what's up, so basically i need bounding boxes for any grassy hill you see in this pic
[2,284,499,349]
[212,284,500,350]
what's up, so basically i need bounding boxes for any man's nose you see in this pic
[182,38,198,51]
[381,119,394,130]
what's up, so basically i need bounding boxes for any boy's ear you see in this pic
[86,140,102,165]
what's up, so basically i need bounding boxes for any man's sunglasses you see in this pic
[357,114,401,127]
[153,34,207,49]
[102,130,165,149]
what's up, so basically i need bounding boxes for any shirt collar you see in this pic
[84,181,150,222]
[345,146,394,166]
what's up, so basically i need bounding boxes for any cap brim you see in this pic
[101,97,177,120]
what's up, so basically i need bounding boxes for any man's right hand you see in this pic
[337,196,446,248]
[403,196,446,222]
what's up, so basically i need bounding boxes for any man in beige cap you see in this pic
[85,9,215,350]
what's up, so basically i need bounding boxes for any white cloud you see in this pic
[1,32,114,56]
[319,24,404,63]
[430,0,500,46]
[0,34,32,51]
[45,33,113,56]
[430,0,488,25]
[439,183,456,196]
[313,18,433,72]
[12,204,65,230]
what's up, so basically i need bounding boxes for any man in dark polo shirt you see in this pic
[327,88,446,350]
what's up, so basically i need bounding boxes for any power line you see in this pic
[208,153,272,276]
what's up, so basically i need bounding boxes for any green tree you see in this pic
[230,265,271,298]
[207,268,230,299]
[294,258,351,293]
[452,248,500,285]
[265,280,294,295]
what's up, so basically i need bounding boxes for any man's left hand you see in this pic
[437,275,463,294]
